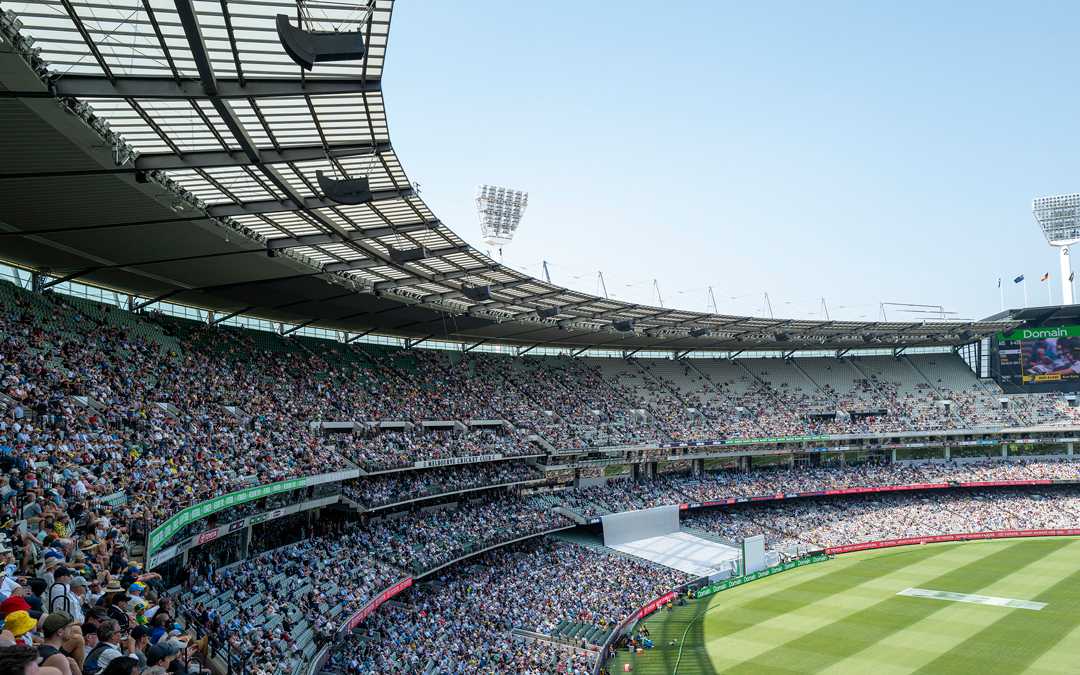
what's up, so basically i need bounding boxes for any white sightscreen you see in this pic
[601,505,680,547]
[742,534,766,574]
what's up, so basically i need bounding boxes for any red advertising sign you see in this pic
[196,528,220,545]
[825,528,1080,555]
[822,483,948,496]
[636,591,678,620]
[343,577,414,631]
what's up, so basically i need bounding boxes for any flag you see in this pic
[997,278,1001,288]
[1014,275,1025,284]
[1071,272,1075,283]
[1041,272,1050,282]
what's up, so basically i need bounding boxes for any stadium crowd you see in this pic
[342,463,540,510]
[550,459,1080,518]
[324,539,687,675]
[3,280,1080,674]
[687,487,1080,553]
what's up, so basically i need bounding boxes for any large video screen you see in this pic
[995,326,1080,386]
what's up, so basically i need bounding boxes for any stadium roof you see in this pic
[0,0,1018,352]
[984,305,1080,327]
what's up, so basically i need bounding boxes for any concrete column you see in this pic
[692,458,704,476]
[891,448,897,462]
[1001,445,1007,458]
[647,461,658,480]
[573,467,581,488]
[632,463,641,481]
[1068,442,1074,457]
[944,446,951,461]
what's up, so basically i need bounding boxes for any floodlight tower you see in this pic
[1033,194,1080,305]
[475,185,528,261]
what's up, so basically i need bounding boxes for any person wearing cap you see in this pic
[128,626,151,669]
[65,579,87,625]
[3,611,36,647]
[38,611,80,675]
[145,638,184,671]
[25,580,46,618]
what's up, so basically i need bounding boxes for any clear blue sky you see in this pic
[383,1,1080,322]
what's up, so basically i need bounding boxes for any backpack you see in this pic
[82,644,110,675]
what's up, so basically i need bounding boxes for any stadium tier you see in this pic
[0,2,1078,674]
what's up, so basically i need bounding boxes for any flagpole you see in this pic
[1023,279,1029,307]
[1048,279,1053,305]
[999,278,1004,312]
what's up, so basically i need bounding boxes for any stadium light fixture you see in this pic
[461,285,493,302]
[1033,193,1080,305]
[275,14,367,71]
[475,185,528,261]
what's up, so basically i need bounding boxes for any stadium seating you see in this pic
[2,278,1080,675]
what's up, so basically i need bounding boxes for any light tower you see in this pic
[1033,194,1080,305]
[475,185,528,260]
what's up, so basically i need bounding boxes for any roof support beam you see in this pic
[36,76,382,99]
[463,340,487,353]
[405,335,433,350]
[210,307,255,325]
[59,0,115,83]
[782,350,797,360]
[425,277,534,301]
[482,288,566,312]
[571,347,590,357]
[373,265,495,292]
[346,329,376,344]
[131,289,182,312]
[38,266,100,291]
[835,348,851,359]
[322,258,382,273]
[135,142,392,171]
[728,350,744,360]
[516,345,538,356]
[623,349,641,359]
[281,319,317,336]
[174,0,394,283]
[205,188,416,217]
[893,346,907,358]
[265,221,438,250]
[675,350,694,360]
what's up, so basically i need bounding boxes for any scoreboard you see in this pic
[993,325,1080,389]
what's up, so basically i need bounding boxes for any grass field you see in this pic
[611,537,1080,675]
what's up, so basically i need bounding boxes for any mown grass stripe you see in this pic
[670,544,961,674]
[611,538,1080,675]
[616,544,956,675]
[910,553,1080,674]
[819,538,1080,674]
[722,538,1071,674]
